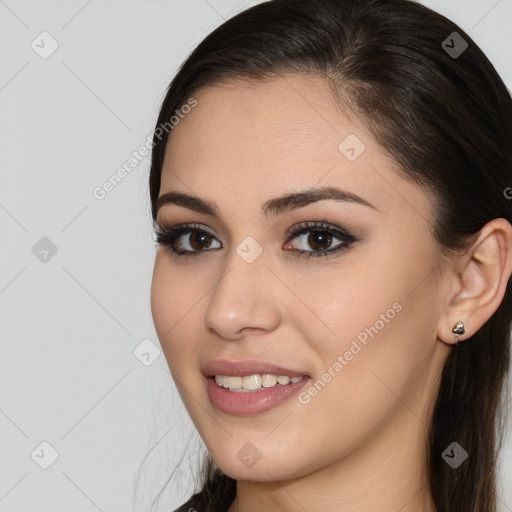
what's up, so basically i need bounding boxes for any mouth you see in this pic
[202,359,311,415]
[202,358,310,379]
[213,373,307,391]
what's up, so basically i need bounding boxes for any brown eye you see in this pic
[155,221,356,259]
[306,231,332,251]
[154,223,222,258]
[189,231,215,251]
[284,220,357,258]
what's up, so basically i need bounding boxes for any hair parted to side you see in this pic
[146,1,512,511]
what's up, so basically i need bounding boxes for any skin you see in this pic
[150,74,512,512]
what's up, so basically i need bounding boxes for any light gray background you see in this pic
[1,1,511,511]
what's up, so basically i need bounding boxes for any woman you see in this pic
[147,0,512,510]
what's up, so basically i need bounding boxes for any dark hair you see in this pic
[146,1,512,511]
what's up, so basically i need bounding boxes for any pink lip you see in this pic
[205,375,311,415]
[201,359,309,379]
[202,359,311,415]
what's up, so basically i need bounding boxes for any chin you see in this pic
[210,446,312,482]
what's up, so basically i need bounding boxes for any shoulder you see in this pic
[171,477,236,512]
[172,492,203,512]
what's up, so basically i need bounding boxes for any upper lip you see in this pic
[202,359,310,378]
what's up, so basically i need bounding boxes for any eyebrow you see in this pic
[155,186,377,219]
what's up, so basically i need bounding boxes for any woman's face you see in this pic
[151,75,452,482]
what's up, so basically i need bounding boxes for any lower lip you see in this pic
[206,376,311,415]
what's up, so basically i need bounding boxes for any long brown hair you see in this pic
[146,1,512,510]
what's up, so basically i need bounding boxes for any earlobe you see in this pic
[438,218,512,347]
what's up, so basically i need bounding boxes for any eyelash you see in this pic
[153,221,357,260]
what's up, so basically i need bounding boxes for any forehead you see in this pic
[160,74,431,224]
[164,75,352,176]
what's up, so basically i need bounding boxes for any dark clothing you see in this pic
[172,487,235,512]
[172,492,203,512]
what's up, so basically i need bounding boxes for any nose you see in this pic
[203,247,281,341]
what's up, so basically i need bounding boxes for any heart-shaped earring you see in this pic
[452,321,465,347]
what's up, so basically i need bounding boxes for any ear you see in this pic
[438,218,512,346]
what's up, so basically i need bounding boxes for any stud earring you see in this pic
[452,321,465,348]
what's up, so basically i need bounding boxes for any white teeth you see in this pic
[242,374,262,390]
[214,373,305,391]
[227,376,242,390]
[214,375,227,387]
[262,374,278,387]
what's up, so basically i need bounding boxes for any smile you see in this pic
[215,373,305,391]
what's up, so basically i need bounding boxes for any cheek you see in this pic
[293,263,406,360]
[150,259,175,338]
[150,258,204,369]
[291,236,436,375]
